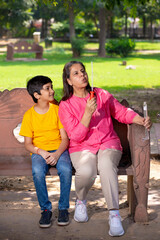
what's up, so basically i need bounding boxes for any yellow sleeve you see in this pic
[58,117,63,129]
[53,103,64,130]
[19,110,33,138]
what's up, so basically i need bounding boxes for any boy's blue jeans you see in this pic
[31,150,72,211]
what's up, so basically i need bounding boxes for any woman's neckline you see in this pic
[72,92,90,99]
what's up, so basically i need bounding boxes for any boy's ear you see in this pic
[67,78,72,86]
[33,92,40,100]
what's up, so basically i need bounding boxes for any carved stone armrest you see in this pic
[128,123,150,222]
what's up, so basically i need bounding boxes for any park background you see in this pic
[0,1,160,240]
[0,0,160,123]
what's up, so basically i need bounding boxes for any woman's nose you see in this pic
[80,71,84,76]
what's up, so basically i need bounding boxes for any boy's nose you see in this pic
[51,88,54,94]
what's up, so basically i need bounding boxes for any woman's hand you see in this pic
[81,97,97,128]
[132,115,152,130]
[144,116,152,130]
[85,97,97,116]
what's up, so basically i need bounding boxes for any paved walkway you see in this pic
[150,123,160,156]
[0,124,159,240]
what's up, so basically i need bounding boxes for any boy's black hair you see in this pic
[27,75,52,103]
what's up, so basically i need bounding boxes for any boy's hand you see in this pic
[45,151,60,166]
[38,149,50,160]
[38,149,60,166]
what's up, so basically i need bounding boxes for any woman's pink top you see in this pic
[59,88,137,154]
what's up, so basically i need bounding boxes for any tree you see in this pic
[96,0,152,56]
[137,1,160,40]
[33,0,68,38]
[98,5,107,57]
[0,0,34,36]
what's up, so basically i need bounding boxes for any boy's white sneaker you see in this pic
[109,213,124,236]
[74,199,88,222]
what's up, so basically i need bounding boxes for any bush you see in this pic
[106,38,135,57]
[71,37,87,57]
[51,21,69,39]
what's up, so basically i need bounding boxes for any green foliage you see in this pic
[106,38,135,57]
[0,0,34,29]
[50,21,69,38]
[71,37,87,57]
[75,19,97,38]
[35,0,58,6]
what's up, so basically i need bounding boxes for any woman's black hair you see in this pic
[61,61,91,101]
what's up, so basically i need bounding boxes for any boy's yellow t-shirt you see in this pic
[20,103,63,151]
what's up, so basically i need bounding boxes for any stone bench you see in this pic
[6,40,43,60]
[0,88,150,223]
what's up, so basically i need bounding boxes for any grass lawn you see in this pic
[0,40,160,103]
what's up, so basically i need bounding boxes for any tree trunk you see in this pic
[41,19,48,38]
[143,16,146,38]
[125,13,128,37]
[68,0,75,41]
[106,13,112,38]
[98,7,106,57]
[150,19,154,42]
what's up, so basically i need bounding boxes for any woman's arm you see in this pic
[59,98,96,142]
[109,94,152,130]
[132,115,152,130]
[81,97,97,127]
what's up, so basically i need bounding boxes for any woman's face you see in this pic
[67,63,88,91]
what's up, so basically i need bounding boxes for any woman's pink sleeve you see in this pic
[58,101,89,142]
[109,95,138,124]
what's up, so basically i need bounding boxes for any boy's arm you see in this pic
[24,136,50,160]
[45,128,69,166]
[56,128,69,156]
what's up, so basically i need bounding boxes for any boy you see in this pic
[20,75,72,228]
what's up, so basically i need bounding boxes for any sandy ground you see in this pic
[0,158,160,240]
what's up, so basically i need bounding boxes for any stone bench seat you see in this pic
[0,88,150,223]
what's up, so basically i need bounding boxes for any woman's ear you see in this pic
[67,78,72,86]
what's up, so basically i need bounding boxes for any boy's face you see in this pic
[38,82,55,102]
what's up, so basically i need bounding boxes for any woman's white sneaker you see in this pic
[74,199,88,222]
[109,213,124,236]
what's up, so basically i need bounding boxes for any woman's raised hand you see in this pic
[81,97,97,128]
[85,97,97,115]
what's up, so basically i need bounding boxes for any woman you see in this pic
[58,61,151,237]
